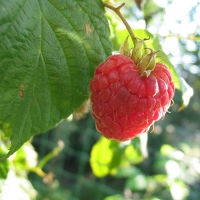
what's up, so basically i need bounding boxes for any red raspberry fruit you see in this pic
[90,54,175,141]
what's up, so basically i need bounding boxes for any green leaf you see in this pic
[126,174,149,191]
[90,136,145,178]
[90,137,121,177]
[114,165,143,178]
[178,78,194,110]
[153,174,168,184]
[0,145,9,179]
[160,144,175,155]
[124,137,144,164]
[124,144,144,164]
[104,195,127,200]
[0,0,112,158]
[12,142,38,169]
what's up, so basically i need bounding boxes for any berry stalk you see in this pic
[103,2,137,47]
[104,2,161,77]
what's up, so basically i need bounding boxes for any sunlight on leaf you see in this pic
[0,145,9,179]
[0,0,112,158]
[178,78,194,111]
[124,145,143,164]
[90,137,115,177]
[160,144,174,155]
[170,181,188,200]
[90,136,145,178]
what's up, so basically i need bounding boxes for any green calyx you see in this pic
[131,38,149,64]
[138,49,160,77]
[119,36,131,57]
[119,36,160,77]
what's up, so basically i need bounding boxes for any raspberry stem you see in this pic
[104,2,137,47]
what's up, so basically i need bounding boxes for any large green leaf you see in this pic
[0,0,112,158]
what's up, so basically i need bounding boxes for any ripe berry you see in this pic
[90,54,175,141]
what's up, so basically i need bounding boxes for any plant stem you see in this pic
[37,140,64,169]
[31,167,47,177]
[104,2,137,46]
[163,34,200,41]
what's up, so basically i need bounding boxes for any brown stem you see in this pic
[103,2,137,47]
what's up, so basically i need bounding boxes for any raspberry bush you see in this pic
[0,0,191,159]
[0,1,196,199]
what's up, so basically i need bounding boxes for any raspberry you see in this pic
[90,54,175,141]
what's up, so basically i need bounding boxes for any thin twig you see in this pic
[104,2,137,46]
[163,34,200,41]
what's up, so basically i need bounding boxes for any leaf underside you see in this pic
[0,0,112,158]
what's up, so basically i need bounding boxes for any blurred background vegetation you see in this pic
[1,0,200,199]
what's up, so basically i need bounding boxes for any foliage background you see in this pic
[1,0,200,199]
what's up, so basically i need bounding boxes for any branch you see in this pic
[163,34,200,41]
[37,140,64,169]
[104,2,137,46]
